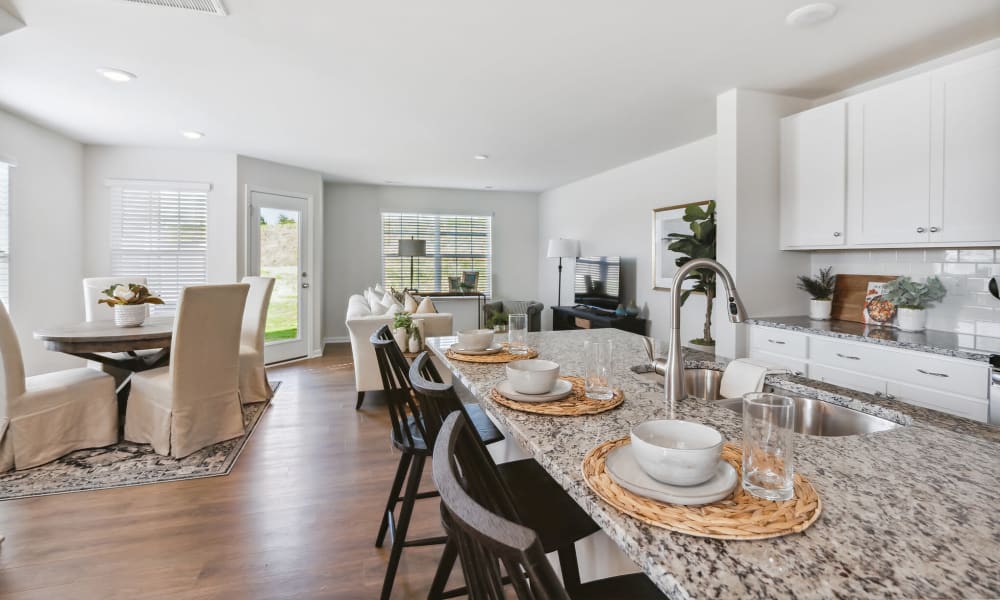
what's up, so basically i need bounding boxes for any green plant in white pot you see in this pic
[881,276,947,332]
[796,266,836,320]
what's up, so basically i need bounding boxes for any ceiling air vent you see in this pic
[120,0,228,16]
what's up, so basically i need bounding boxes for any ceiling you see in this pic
[0,0,998,192]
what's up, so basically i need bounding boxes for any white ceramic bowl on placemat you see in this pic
[456,329,495,351]
[630,420,723,486]
[496,379,573,403]
[450,343,503,355]
[505,360,559,394]
[604,444,737,506]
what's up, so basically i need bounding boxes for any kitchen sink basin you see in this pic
[713,392,900,437]
[683,368,724,401]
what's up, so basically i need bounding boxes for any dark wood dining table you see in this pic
[33,316,174,372]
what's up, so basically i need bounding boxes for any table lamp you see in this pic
[398,238,426,294]
[547,238,580,307]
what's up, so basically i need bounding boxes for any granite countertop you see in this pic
[427,329,1000,599]
[746,316,1000,362]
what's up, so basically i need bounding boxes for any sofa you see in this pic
[345,292,453,409]
[483,300,544,332]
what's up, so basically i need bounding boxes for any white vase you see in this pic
[114,304,148,327]
[408,334,421,353]
[393,327,408,351]
[896,307,927,332]
[809,299,832,320]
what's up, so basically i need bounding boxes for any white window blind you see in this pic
[109,181,209,309]
[381,212,492,296]
[0,162,9,308]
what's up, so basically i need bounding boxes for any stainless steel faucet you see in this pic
[664,258,747,404]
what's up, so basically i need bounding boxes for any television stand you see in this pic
[552,306,647,335]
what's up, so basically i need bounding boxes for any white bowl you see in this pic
[505,360,560,395]
[456,328,495,351]
[630,420,723,486]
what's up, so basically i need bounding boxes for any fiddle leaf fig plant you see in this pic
[881,276,947,310]
[666,200,717,346]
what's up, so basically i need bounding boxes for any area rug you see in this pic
[0,382,280,501]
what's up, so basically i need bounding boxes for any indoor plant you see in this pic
[489,311,509,333]
[796,266,836,320]
[881,276,947,332]
[666,200,717,346]
[98,283,164,327]
[392,311,414,351]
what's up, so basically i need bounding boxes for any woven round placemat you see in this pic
[489,376,624,416]
[582,438,821,540]
[445,346,539,363]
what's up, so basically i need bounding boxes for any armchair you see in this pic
[483,300,544,332]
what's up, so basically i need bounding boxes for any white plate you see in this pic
[450,343,504,355]
[604,445,737,506]
[495,379,574,403]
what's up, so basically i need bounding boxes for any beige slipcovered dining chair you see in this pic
[124,283,250,458]
[239,276,275,405]
[0,301,118,471]
[82,276,148,322]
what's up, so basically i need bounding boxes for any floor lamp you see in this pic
[547,238,580,307]
[398,238,426,294]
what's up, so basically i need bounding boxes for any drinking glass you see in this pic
[508,313,529,355]
[742,393,796,501]
[584,340,615,400]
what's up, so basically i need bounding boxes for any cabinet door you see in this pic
[847,76,932,245]
[780,102,846,248]
[930,49,1000,244]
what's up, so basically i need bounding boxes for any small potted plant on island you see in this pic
[392,311,413,351]
[881,276,947,332]
[489,311,509,334]
[99,283,164,327]
[796,266,836,320]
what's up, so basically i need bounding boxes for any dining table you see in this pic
[426,327,1000,599]
[33,316,174,372]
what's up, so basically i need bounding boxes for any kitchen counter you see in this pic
[428,329,1000,599]
[746,316,1000,362]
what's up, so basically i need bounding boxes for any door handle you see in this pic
[836,353,861,360]
[301,283,310,289]
[929,226,939,233]
[916,368,948,378]
[916,227,926,233]
[768,339,786,345]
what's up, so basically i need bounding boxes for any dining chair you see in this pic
[432,411,668,600]
[0,300,118,471]
[369,325,504,600]
[238,276,275,404]
[124,284,249,458]
[410,352,618,600]
[82,276,148,322]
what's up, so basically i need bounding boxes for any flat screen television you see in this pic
[574,256,622,311]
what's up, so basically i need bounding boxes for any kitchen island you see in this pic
[427,328,1000,599]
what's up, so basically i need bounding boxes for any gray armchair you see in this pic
[483,300,544,332]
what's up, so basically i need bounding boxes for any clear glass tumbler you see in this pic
[742,393,795,501]
[508,313,529,355]
[584,340,615,400]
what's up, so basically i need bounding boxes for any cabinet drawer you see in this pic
[809,363,886,396]
[747,349,807,376]
[886,381,989,422]
[749,326,808,359]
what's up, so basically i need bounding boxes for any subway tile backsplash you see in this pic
[809,249,1000,345]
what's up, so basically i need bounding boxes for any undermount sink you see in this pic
[681,369,900,437]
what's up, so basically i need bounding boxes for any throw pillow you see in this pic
[369,300,389,316]
[374,283,385,295]
[384,302,401,317]
[403,293,419,313]
[416,297,437,314]
[382,291,402,309]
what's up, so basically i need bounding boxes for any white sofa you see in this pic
[345,293,453,409]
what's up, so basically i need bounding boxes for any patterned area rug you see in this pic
[0,382,279,501]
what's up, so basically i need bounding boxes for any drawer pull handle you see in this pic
[916,368,948,378]
[836,353,861,360]
[874,391,896,400]
[768,339,786,345]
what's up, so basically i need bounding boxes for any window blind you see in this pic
[381,212,492,297]
[0,162,9,308]
[109,182,209,309]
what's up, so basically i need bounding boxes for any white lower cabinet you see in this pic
[809,363,886,397]
[885,381,989,422]
[747,349,808,376]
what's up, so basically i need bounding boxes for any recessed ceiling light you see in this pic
[473,154,489,160]
[181,130,204,140]
[785,3,838,27]
[96,67,137,82]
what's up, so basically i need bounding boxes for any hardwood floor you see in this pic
[0,344,462,599]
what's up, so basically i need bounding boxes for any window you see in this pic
[108,180,210,309]
[0,162,10,308]
[381,211,492,296]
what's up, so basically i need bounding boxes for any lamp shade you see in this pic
[547,238,580,258]
[398,238,426,257]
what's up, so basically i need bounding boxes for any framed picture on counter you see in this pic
[652,200,711,291]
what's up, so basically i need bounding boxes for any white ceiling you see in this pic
[0,0,998,192]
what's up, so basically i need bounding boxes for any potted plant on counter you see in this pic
[98,283,164,327]
[796,266,836,320]
[881,276,947,332]
[489,311,509,334]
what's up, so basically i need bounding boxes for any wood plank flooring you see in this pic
[0,344,460,599]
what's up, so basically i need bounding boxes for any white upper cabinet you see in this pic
[929,50,1000,244]
[780,102,846,249]
[846,75,932,246]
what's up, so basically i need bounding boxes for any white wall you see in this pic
[324,183,540,341]
[236,155,324,355]
[537,136,716,345]
[83,146,238,283]
[0,108,85,375]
